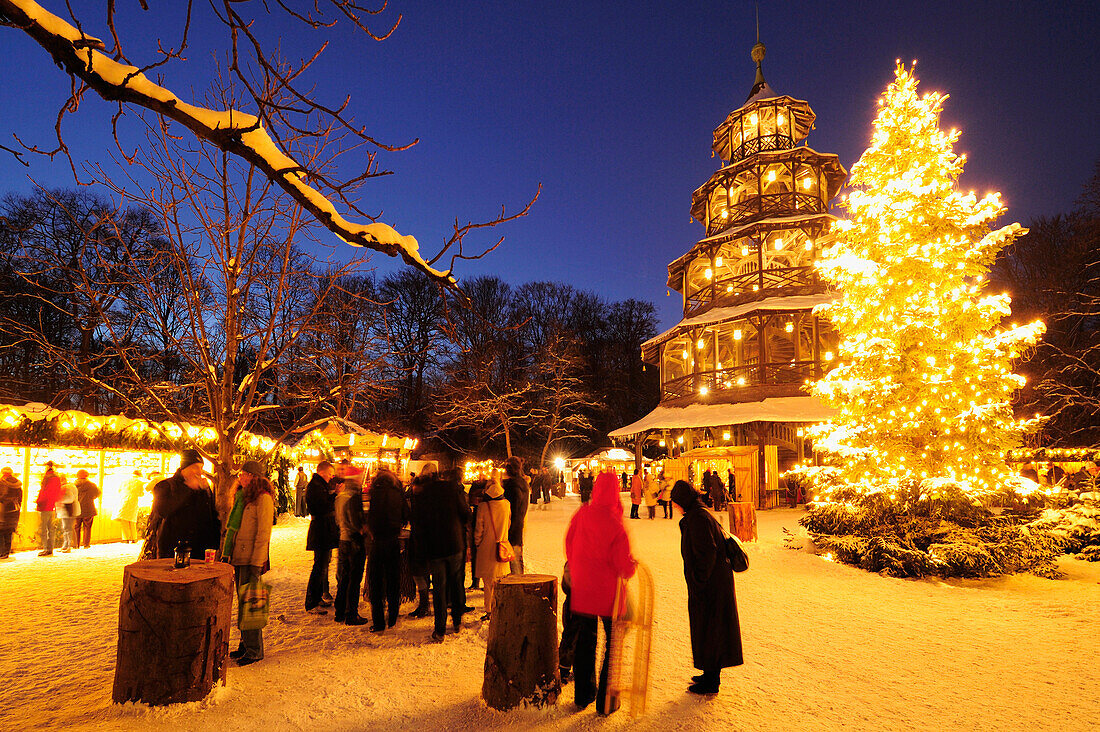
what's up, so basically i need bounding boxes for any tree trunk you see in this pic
[482,574,560,710]
[728,502,758,542]
[113,558,234,706]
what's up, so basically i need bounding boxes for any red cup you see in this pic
[205,549,216,564]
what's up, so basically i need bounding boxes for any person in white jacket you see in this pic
[228,461,275,666]
[55,475,80,553]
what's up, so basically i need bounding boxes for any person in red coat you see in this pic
[35,461,62,556]
[564,470,637,715]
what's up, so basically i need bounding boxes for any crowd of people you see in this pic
[6,447,746,714]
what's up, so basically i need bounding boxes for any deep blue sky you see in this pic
[1,1,1096,329]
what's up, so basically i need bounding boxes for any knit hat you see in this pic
[670,480,701,511]
[241,460,264,476]
[179,449,203,471]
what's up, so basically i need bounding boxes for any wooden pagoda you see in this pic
[610,40,847,507]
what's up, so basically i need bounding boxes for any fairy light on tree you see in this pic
[807,62,1045,502]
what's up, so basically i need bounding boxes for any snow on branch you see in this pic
[0,0,486,289]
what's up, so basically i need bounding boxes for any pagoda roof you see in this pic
[641,292,835,355]
[608,395,834,438]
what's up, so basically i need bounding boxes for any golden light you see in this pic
[723,431,731,441]
[741,246,749,256]
[774,237,784,250]
[704,268,713,280]
[699,386,709,395]
[697,338,705,349]
[734,329,742,340]
[715,256,723,266]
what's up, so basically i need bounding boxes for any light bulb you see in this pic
[734,330,742,340]
[715,256,723,266]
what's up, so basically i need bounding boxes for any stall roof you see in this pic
[608,396,834,439]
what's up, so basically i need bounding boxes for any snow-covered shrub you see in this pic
[1028,500,1100,562]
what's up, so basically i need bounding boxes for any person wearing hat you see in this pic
[0,467,22,559]
[143,449,221,561]
[670,479,742,696]
[224,460,276,665]
[73,469,101,549]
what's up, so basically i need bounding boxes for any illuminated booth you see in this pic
[286,417,417,481]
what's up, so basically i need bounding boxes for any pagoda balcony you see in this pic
[707,191,825,235]
[661,359,820,402]
[729,133,794,162]
[684,263,821,316]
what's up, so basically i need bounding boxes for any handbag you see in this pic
[725,535,749,573]
[238,578,271,630]
[490,504,514,563]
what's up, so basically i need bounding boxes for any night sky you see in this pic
[0,1,1096,330]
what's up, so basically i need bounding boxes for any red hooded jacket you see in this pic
[36,471,61,512]
[565,471,637,617]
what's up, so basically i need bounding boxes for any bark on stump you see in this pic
[113,558,234,705]
[728,502,758,542]
[482,574,561,710]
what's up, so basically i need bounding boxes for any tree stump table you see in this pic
[482,574,561,710]
[113,558,235,705]
[728,501,758,542]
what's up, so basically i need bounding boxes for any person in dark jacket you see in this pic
[334,467,368,625]
[144,450,221,560]
[404,470,431,618]
[0,467,22,558]
[466,474,489,590]
[304,461,338,613]
[670,480,742,695]
[501,456,529,574]
[366,469,407,632]
[409,468,471,641]
[578,470,594,504]
[74,470,101,548]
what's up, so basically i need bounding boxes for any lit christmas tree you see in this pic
[808,63,1045,503]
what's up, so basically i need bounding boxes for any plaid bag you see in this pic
[237,578,271,631]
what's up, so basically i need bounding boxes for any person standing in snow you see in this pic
[294,466,309,517]
[225,461,276,666]
[466,472,489,591]
[473,471,510,620]
[404,468,432,618]
[565,470,638,715]
[577,469,593,504]
[35,461,62,556]
[643,470,660,519]
[74,469,100,548]
[113,470,145,543]
[366,469,407,633]
[334,465,368,625]
[670,480,742,695]
[657,473,672,519]
[629,469,643,519]
[304,461,338,613]
[409,467,471,641]
[0,467,22,558]
[56,473,79,553]
[501,456,529,574]
[143,450,221,561]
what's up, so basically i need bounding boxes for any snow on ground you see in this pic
[2,498,1099,731]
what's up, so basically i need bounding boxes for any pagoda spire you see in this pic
[746,39,774,102]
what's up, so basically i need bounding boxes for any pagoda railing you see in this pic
[708,191,825,235]
[684,264,819,314]
[730,133,794,163]
[661,359,820,401]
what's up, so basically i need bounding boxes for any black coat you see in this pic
[578,474,594,503]
[502,476,529,547]
[305,473,339,551]
[145,472,221,559]
[0,476,21,531]
[367,478,407,543]
[408,476,470,561]
[679,504,743,671]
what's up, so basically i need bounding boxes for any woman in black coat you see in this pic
[670,480,742,695]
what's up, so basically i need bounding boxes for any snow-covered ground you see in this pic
[2,498,1098,731]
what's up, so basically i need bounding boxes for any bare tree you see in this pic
[531,331,597,467]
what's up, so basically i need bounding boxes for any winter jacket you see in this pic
[643,475,659,507]
[145,471,222,559]
[114,477,145,523]
[76,478,101,518]
[678,490,743,671]
[409,475,470,561]
[473,495,511,581]
[501,476,529,547]
[231,492,275,568]
[335,484,366,543]
[630,474,643,505]
[564,471,637,617]
[367,475,407,543]
[36,471,61,512]
[305,473,339,551]
[0,475,21,531]
[578,473,594,503]
[56,482,80,518]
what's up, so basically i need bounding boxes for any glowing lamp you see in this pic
[700,386,709,395]
[715,256,723,266]
[697,338,705,349]
[704,268,713,280]
[733,329,742,340]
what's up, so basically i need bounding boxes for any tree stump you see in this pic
[728,502,758,542]
[482,574,560,711]
[113,558,234,705]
